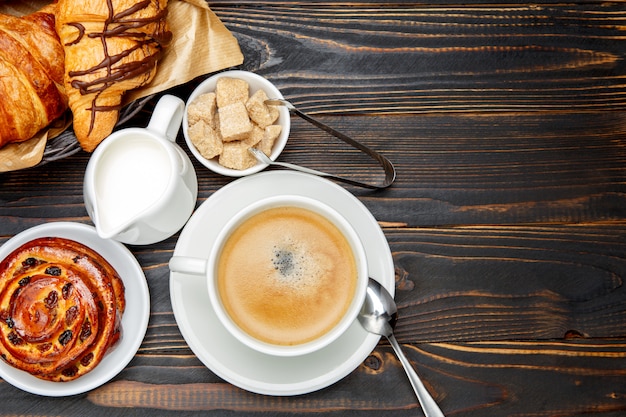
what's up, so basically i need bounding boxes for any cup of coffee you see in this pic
[169,195,368,356]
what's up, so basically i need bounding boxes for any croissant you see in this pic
[55,0,172,152]
[0,237,125,382]
[0,5,68,148]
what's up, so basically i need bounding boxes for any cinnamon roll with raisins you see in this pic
[0,237,125,381]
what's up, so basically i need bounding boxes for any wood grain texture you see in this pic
[0,1,625,416]
[83,338,626,416]
[217,2,626,114]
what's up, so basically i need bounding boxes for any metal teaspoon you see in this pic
[358,278,445,417]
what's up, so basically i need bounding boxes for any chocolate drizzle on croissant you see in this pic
[0,237,125,382]
[56,0,171,151]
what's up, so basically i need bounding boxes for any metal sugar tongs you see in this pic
[249,99,396,190]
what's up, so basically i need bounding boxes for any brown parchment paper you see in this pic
[0,0,244,172]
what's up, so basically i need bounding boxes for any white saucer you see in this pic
[170,171,395,396]
[0,222,150,396]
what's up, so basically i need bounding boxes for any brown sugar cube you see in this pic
[219,141,258,170]
[218,102,253,142]
[187,92,217,128]
[216,77,249,108]
[188,120,223,159]
[255,124,282,156]
[245,125,265,148]
[246,89,280,128]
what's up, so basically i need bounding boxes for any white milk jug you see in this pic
[84,95,198,245]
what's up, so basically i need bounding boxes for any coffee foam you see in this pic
[270,236,330,289]
[217,205,357,346]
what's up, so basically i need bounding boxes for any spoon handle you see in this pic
[386,334,445,417]
[268,160,384,189]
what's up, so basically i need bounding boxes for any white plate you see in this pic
[170,171,395,396]
[0,222,150,396]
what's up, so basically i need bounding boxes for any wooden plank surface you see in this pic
[223,2,626,114]
[0,1,625,416]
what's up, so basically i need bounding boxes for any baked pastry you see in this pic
[0,5,68,148]
[55,0,172,151]
[0,237,125,382]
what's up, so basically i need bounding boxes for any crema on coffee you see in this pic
[217,205,357,346]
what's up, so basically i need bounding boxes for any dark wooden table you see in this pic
[1,1,625,416]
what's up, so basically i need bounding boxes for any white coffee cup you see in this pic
[84,95,198,245]
[169,195,368,357]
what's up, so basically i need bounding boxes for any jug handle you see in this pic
[147,95,185,142]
